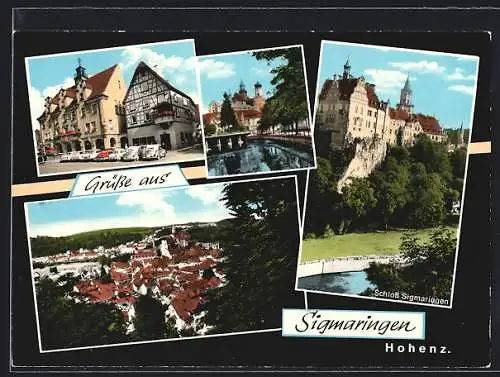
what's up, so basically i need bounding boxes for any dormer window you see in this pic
[81,107,86,118]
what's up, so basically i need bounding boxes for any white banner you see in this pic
[282,309,425,340]
[69,165,188,197]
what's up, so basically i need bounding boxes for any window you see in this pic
[157,93,165,103]
[141,82,149,92]
[129,103,136,112]
[108,120,113,131]
[183,97,187,106]
[92,103,98,114]
[118,80,121,90]
[91,121,96,132]
[368,110,372,116]
[85,122,91,133]
[143,100,150,109]
[131,115,137,124]
[145,112,151,121]
[71,111,76,120]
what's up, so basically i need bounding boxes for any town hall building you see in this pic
[37,61,128,154]
[316,59,447,150]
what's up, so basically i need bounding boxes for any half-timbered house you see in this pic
[123,61,198,151]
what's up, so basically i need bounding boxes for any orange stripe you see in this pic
[11,142,490,198]
[11,166,207,197]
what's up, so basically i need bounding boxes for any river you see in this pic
[297,270,376,295]
[207,139,314,176]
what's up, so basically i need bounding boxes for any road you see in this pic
[39,151,205,175]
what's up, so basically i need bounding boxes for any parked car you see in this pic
[141,144,163,160]
[60,153,73,163]
[71,151,87,162]
[94,149,114,161]
[108,148,127,161]
[81,149,102,161]
[122,146,141,161]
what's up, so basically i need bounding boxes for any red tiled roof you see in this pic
[318,79,333,100]
[365,84,380,108]
[389,108,412,121]
[49,64,118,105]
[417,113,443,135]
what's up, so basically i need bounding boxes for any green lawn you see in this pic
[300,227,457,262]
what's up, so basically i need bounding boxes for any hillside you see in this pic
[30,227,157,258]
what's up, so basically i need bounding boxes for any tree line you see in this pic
[305,134,467,237]
[30,227,156,258]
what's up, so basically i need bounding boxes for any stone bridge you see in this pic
[297,254,406,278]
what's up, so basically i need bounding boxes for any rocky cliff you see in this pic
[337,137,387,192]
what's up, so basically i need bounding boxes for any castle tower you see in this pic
[342,57,351,80]
[457,122,464,145]
[254,81,263,97]
[397,74,414,113]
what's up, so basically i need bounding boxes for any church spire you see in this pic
[403,73,411,91]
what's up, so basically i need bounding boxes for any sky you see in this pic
[26,184,232,237]
[197,47,294,113]
[26,40,201,131]
[317,41,480,129]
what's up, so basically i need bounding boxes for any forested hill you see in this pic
[30,227,156,258]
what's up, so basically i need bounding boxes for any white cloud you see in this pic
[28,187,232,237]
[363,69,409,95]
[448,84,475,95]
[120,46,186,73]
[116,190,176,219]
[28,76,74,131]
[186,184,226,206]
[388,60,446,74]
[446,68,476,81]
[197,58,236,79]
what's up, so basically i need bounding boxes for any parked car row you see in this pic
[59,145,167,163]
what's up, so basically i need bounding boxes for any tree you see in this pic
[342,178,377,230]
[253,47,308,135]
[36,276,129,350]
[364,228,456,299]
[370,157,411,229]
[410,134,452,181]
[133,295,167,341]
[220,92,240,132]
[199,179,300,332]
[449,148,467,179]
[204,123,217,136]
[407,172,446,228]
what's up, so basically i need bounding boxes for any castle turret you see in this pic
[397,74,414,113]
[254,81,263,97]
[457,122,464,145]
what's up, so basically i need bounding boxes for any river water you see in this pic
[297,271,376,295]
[207,139,314,176]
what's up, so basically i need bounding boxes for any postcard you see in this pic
[197,45,316,178]
[296,40,480,308]
[26,39,205,177]
[24,176,302,352]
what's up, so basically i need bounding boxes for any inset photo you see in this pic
[26,40,204,176]
[25,176,301,352]
[198,45,316,178]
[297,41,480,308]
